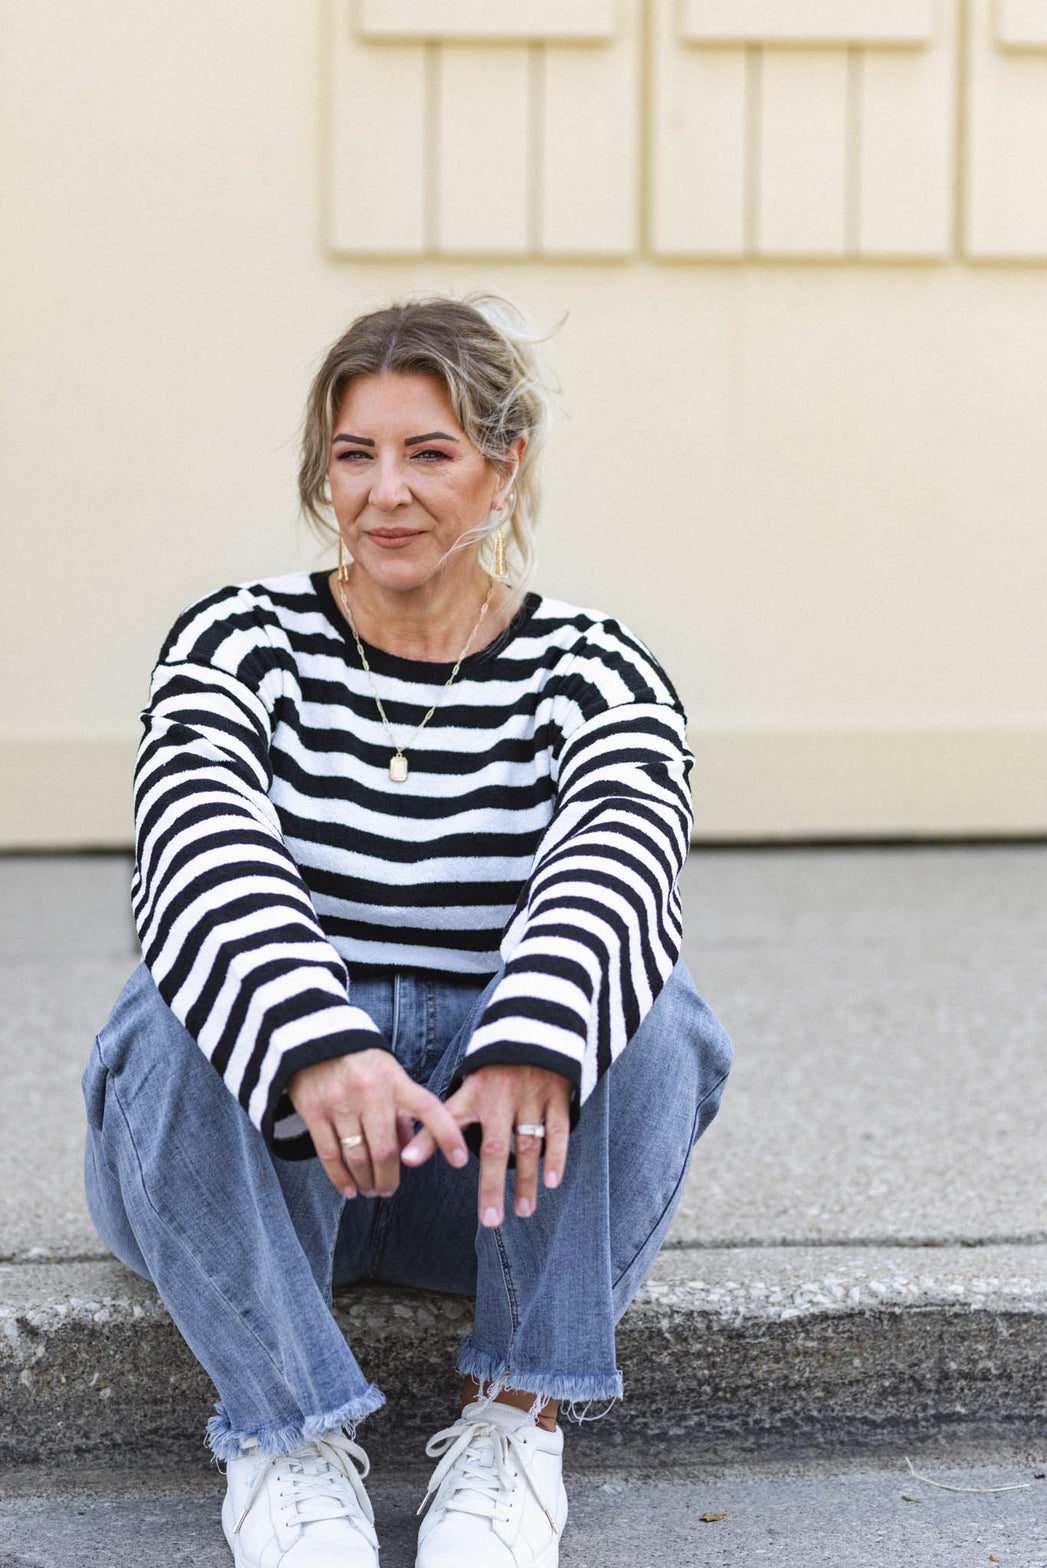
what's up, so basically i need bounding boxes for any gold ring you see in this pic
[339,1134,366,1151]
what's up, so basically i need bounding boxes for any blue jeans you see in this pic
[83,961,731,1459]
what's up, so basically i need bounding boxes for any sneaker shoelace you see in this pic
[418,1416,559,1533]
[235,1430,375,1535]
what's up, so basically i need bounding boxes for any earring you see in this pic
[338,536,350,584]
[493,527,506,580]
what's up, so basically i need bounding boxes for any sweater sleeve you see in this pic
[131,586,388,1156]
[458,628,693,1105]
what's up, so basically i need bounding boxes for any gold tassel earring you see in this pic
[493,488,514,581]
[338,536,350,584]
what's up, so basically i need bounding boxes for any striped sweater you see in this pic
[132,571,693,1156]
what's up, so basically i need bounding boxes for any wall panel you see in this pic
[330,11,427,254]
[967,0,1047,256]
[435,44,531,253]
[757,50,850,255]
[859,1,956,256]
[996,0,1047,48]
[541,9,640,255]
[649,0,748,256]
[331,1,635,258]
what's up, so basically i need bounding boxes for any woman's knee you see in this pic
[615,961,732,1136]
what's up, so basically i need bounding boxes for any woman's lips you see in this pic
[367,530,422,550]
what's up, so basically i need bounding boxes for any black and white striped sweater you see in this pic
[132,571,693,1155]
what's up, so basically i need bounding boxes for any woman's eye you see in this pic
[335,449,370,462]
[413,448,451,462]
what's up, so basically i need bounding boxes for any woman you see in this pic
[83,295,732,1568]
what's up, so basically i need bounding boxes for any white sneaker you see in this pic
[222,1429,380,1567]
[415,1400,568,1568]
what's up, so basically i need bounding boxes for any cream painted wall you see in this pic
[2,0,1046,845]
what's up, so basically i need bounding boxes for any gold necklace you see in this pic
[336,579,495,782]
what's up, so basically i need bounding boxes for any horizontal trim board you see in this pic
[996,0,1047,48]
[0,736,136,849]
[689,724,1047,841]
[3,727,1047,849]
[357,0,615,43]
[681,0,934,47]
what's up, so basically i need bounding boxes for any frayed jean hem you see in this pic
[206,1385,385,1460]
[457,1337,624,1408]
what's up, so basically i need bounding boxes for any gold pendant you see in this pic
[389,754,408,783]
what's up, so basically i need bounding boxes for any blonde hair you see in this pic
[298,294,555,593]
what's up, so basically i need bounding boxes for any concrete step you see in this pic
[5,1245,1046,1467]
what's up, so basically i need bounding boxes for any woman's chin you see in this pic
[353,549,479,598]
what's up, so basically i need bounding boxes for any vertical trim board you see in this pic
[649,0,747,255]
[966,0,1047,255]
[330,11,428,253]
[858,0,956,256]
[540,1,640,254]
[435,44,531,253]
[757,49,850,256]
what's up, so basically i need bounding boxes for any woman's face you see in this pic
[327,372,512,593]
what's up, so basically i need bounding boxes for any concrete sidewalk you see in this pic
[2,847,1046,1464]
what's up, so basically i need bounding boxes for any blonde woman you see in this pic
[83,296,732,1568]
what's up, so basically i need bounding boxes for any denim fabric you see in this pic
[83,961,731,1457]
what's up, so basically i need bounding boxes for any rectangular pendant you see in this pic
[389,754,409,783]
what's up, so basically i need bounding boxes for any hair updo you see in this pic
[298,294,555,593]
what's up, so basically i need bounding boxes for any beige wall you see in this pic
[3,0,1046,846]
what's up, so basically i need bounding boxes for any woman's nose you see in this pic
[369,457,412,509]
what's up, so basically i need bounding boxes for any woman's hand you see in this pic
[401,1064,573,1228]
[288,1049,469,1200]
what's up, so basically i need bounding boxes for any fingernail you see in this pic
[516,1198,533,1217]
[402,1147,420,1164]
[544,1170,560,1189]
[451,1148,468,1167]
[341,1187,357,1201]
[482,1206,501,1227]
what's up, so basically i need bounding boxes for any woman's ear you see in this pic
[495,435,527,508]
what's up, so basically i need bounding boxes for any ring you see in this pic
[514,1123,546,1139]
[339,1134,366,1151]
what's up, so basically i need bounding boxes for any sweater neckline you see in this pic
[311,571,539,678]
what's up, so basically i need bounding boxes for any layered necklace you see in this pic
[336,577,495,783]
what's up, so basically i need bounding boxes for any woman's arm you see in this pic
[457,698,693,1103]
[133,586,392,1154]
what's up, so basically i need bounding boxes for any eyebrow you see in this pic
[331,431,460,447]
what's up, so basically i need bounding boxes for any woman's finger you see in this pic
[358,1107,402,1198]
[400,1125,437,1166]
[512,1118,544,1218]
[542,1096,571,1190]
[400,1082,470,1171]
[476,1104,513,1228]
[311,1119,359,1200]
[336,1128,375,1195]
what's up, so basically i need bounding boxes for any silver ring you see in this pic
[339,1134,366,1151]
[514,1122,546,1139]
